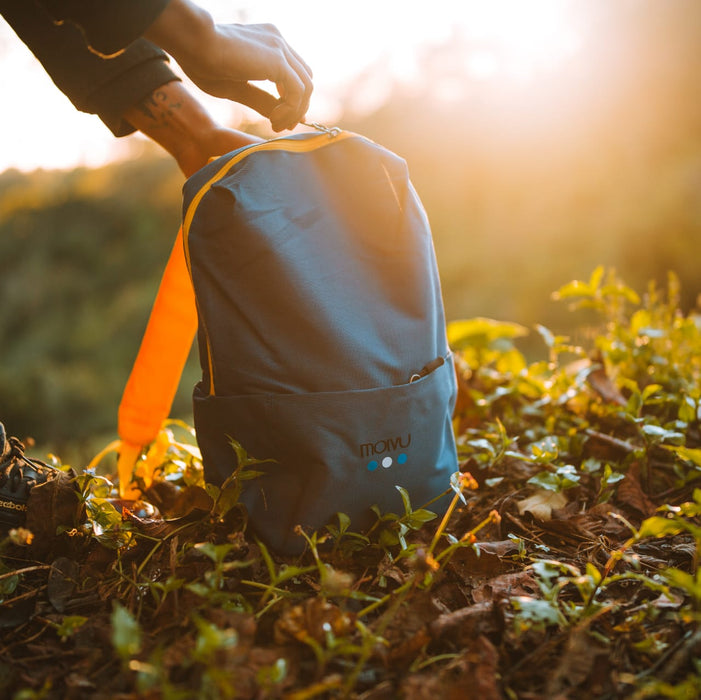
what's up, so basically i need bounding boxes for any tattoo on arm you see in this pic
[135,90,183,128]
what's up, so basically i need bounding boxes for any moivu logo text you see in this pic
[359,434,411,458]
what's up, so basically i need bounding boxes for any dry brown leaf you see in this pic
[516,489,568,521]
[273,598,355,646]
[47,557,80,613]
[616,464,657,517]
[587,366,627,405]
[428,600,495,643]
[472,570,539,603]
[545,628,610,697]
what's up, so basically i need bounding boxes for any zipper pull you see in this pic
[302,122,342,137]
[409,356,445,383]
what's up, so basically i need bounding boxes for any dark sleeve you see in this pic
[1,0,179,136]
[37,0,171,56]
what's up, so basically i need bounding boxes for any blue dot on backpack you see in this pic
[397,453,408,464]
[367,460,379,471]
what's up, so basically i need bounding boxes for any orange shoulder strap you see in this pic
[116,227,198,495]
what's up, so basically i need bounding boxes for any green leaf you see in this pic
[600,282,640,305]
[256,538,278,581]
[661,568,701,601]
[0,572,19,597]
[214,484,241,517]
[529,436,559,462]
[602,464,625,487]
[447,317,528,350]
[396,485,413,516]
[585,562,602,587]
[467,438,496,455]
[678,396,697,423]
[111,603,141,660]
[511,596,566,628]
[589,265,605,291]
[531,559,580,581]
[193,616,237,662]
[450,471,468,504]
[55,615,88,641]
[527,471,562,492]
[637,516,683,539]
[86,498,123,532]
[641,424,684,444]
[185,582,212,598]
[336,512,351,536]
[256,658,288,688]
[535,324,555,348]
[274,564,317,584]
[666,445,701,469]
[552,279,595,301]
[205,483,220,502]
[194,542,235,565]
[641,384,663,403]
[406,509,437,530]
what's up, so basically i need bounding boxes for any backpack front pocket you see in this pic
[193,354,458,554]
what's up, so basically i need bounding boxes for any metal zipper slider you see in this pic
[302,122,342,137]
[409,356,445,383]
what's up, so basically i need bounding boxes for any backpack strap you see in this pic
[116,226,198,496]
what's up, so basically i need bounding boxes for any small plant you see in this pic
[366,485,438,555]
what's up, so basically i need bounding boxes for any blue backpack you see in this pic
[182,129,458,554]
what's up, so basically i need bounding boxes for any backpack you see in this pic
[180,128,458,554]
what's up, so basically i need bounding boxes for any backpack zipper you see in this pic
[182,130,355,396]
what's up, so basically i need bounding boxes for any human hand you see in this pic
[145,1,313,132]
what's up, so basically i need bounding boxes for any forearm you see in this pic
[122,80,260,177]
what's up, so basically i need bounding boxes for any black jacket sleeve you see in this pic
[1,0,179,136]
[37,0,171,56]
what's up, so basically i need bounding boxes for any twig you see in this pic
[645,628,701,683]
[0,584,47,607]
[0,618,52,656]
[0,564,51,582]
[584,429,636,454]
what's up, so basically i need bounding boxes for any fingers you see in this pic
[165,20,314,131]
[213,82,304,134]
[243,24,313,131]
[217,23,313,131]
[224,82,279,120]
[272,49,314,131]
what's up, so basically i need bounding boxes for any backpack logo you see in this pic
[361,434,411,471]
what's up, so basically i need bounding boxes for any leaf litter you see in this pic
[2,268,701,699]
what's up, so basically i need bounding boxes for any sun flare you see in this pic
[0,0,587,171]
[453,0,581,80]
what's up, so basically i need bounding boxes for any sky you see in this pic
[0,0,586,172]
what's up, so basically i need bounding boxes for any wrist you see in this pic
[123,81,260,177]
[123,81,217,175]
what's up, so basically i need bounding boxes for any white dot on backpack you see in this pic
[382,456,393,468]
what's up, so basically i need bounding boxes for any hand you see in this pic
[123,81,262,177]
[145,1,313,132]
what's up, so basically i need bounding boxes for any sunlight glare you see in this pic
[0,0,586,172]
[455,0,581,82]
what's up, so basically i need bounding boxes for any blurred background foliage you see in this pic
[1,0,700,460]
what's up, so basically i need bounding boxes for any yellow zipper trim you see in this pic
[182,130,356,396]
